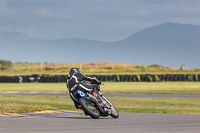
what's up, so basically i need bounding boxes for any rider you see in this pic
[66,68,101,109]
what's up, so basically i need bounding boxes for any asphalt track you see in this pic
[1,91,200,98]
[1,111,200,133]
[1,92,200,132]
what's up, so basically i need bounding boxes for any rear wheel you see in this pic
[79,97,100,119]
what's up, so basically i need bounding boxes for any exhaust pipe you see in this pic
[87,94,104,112]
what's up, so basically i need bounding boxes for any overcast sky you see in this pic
[1,0,200,42]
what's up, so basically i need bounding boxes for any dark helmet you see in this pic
[69,68,80,76]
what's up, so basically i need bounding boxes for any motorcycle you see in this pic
[73,82,119,119]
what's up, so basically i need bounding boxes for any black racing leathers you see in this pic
[66,72,100,109]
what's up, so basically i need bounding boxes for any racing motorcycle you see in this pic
[74,82,119,119]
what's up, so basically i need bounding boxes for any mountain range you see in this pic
[0,22,200,69]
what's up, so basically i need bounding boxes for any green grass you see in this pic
[0,83,67,92]
[0,94,200,115]
[1,82,200,94]
[101,82,200,94]
[0,104,56,114]
[107,97,200,114]
[0,94,77,114]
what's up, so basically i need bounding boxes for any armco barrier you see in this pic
[0,74,200,83]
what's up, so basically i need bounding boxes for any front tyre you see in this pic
[110,106,119,118]
[79,97,100,119]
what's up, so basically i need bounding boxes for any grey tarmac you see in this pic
[1,112,200,133]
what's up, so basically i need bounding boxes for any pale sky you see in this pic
[1,0,200,42]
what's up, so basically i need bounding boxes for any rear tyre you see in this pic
[110,106,119,118]
[79,98,100,119]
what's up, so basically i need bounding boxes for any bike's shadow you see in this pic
[50,116,113,119]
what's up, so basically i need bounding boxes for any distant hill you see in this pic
[112,23,200,68]
[0,23,200,69]
[0,31,32,40]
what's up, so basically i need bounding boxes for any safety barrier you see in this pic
[0,74,199,83]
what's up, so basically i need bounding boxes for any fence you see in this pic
[0,74,199,83]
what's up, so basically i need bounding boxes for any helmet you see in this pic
[69,68,80,76]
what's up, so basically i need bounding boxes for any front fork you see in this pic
[98,92,113,107]
[98,93,113,114]
[87,93,104,112]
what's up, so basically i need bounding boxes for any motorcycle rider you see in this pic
[66,68,101,109]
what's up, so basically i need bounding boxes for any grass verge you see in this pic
[107,97,200,115]
[1,82,200,94]
[0,94,75,114]
[0,104,56,114]
[1,94,200,115]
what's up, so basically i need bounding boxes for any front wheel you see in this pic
[110,106,119,118]
[79,97,100,119]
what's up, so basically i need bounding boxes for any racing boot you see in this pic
[77,105,88,116]
[78,105,82,109]
[75,104,82,109]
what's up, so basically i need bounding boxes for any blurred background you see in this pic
[0,0,200,69]
[0,0,200,115]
